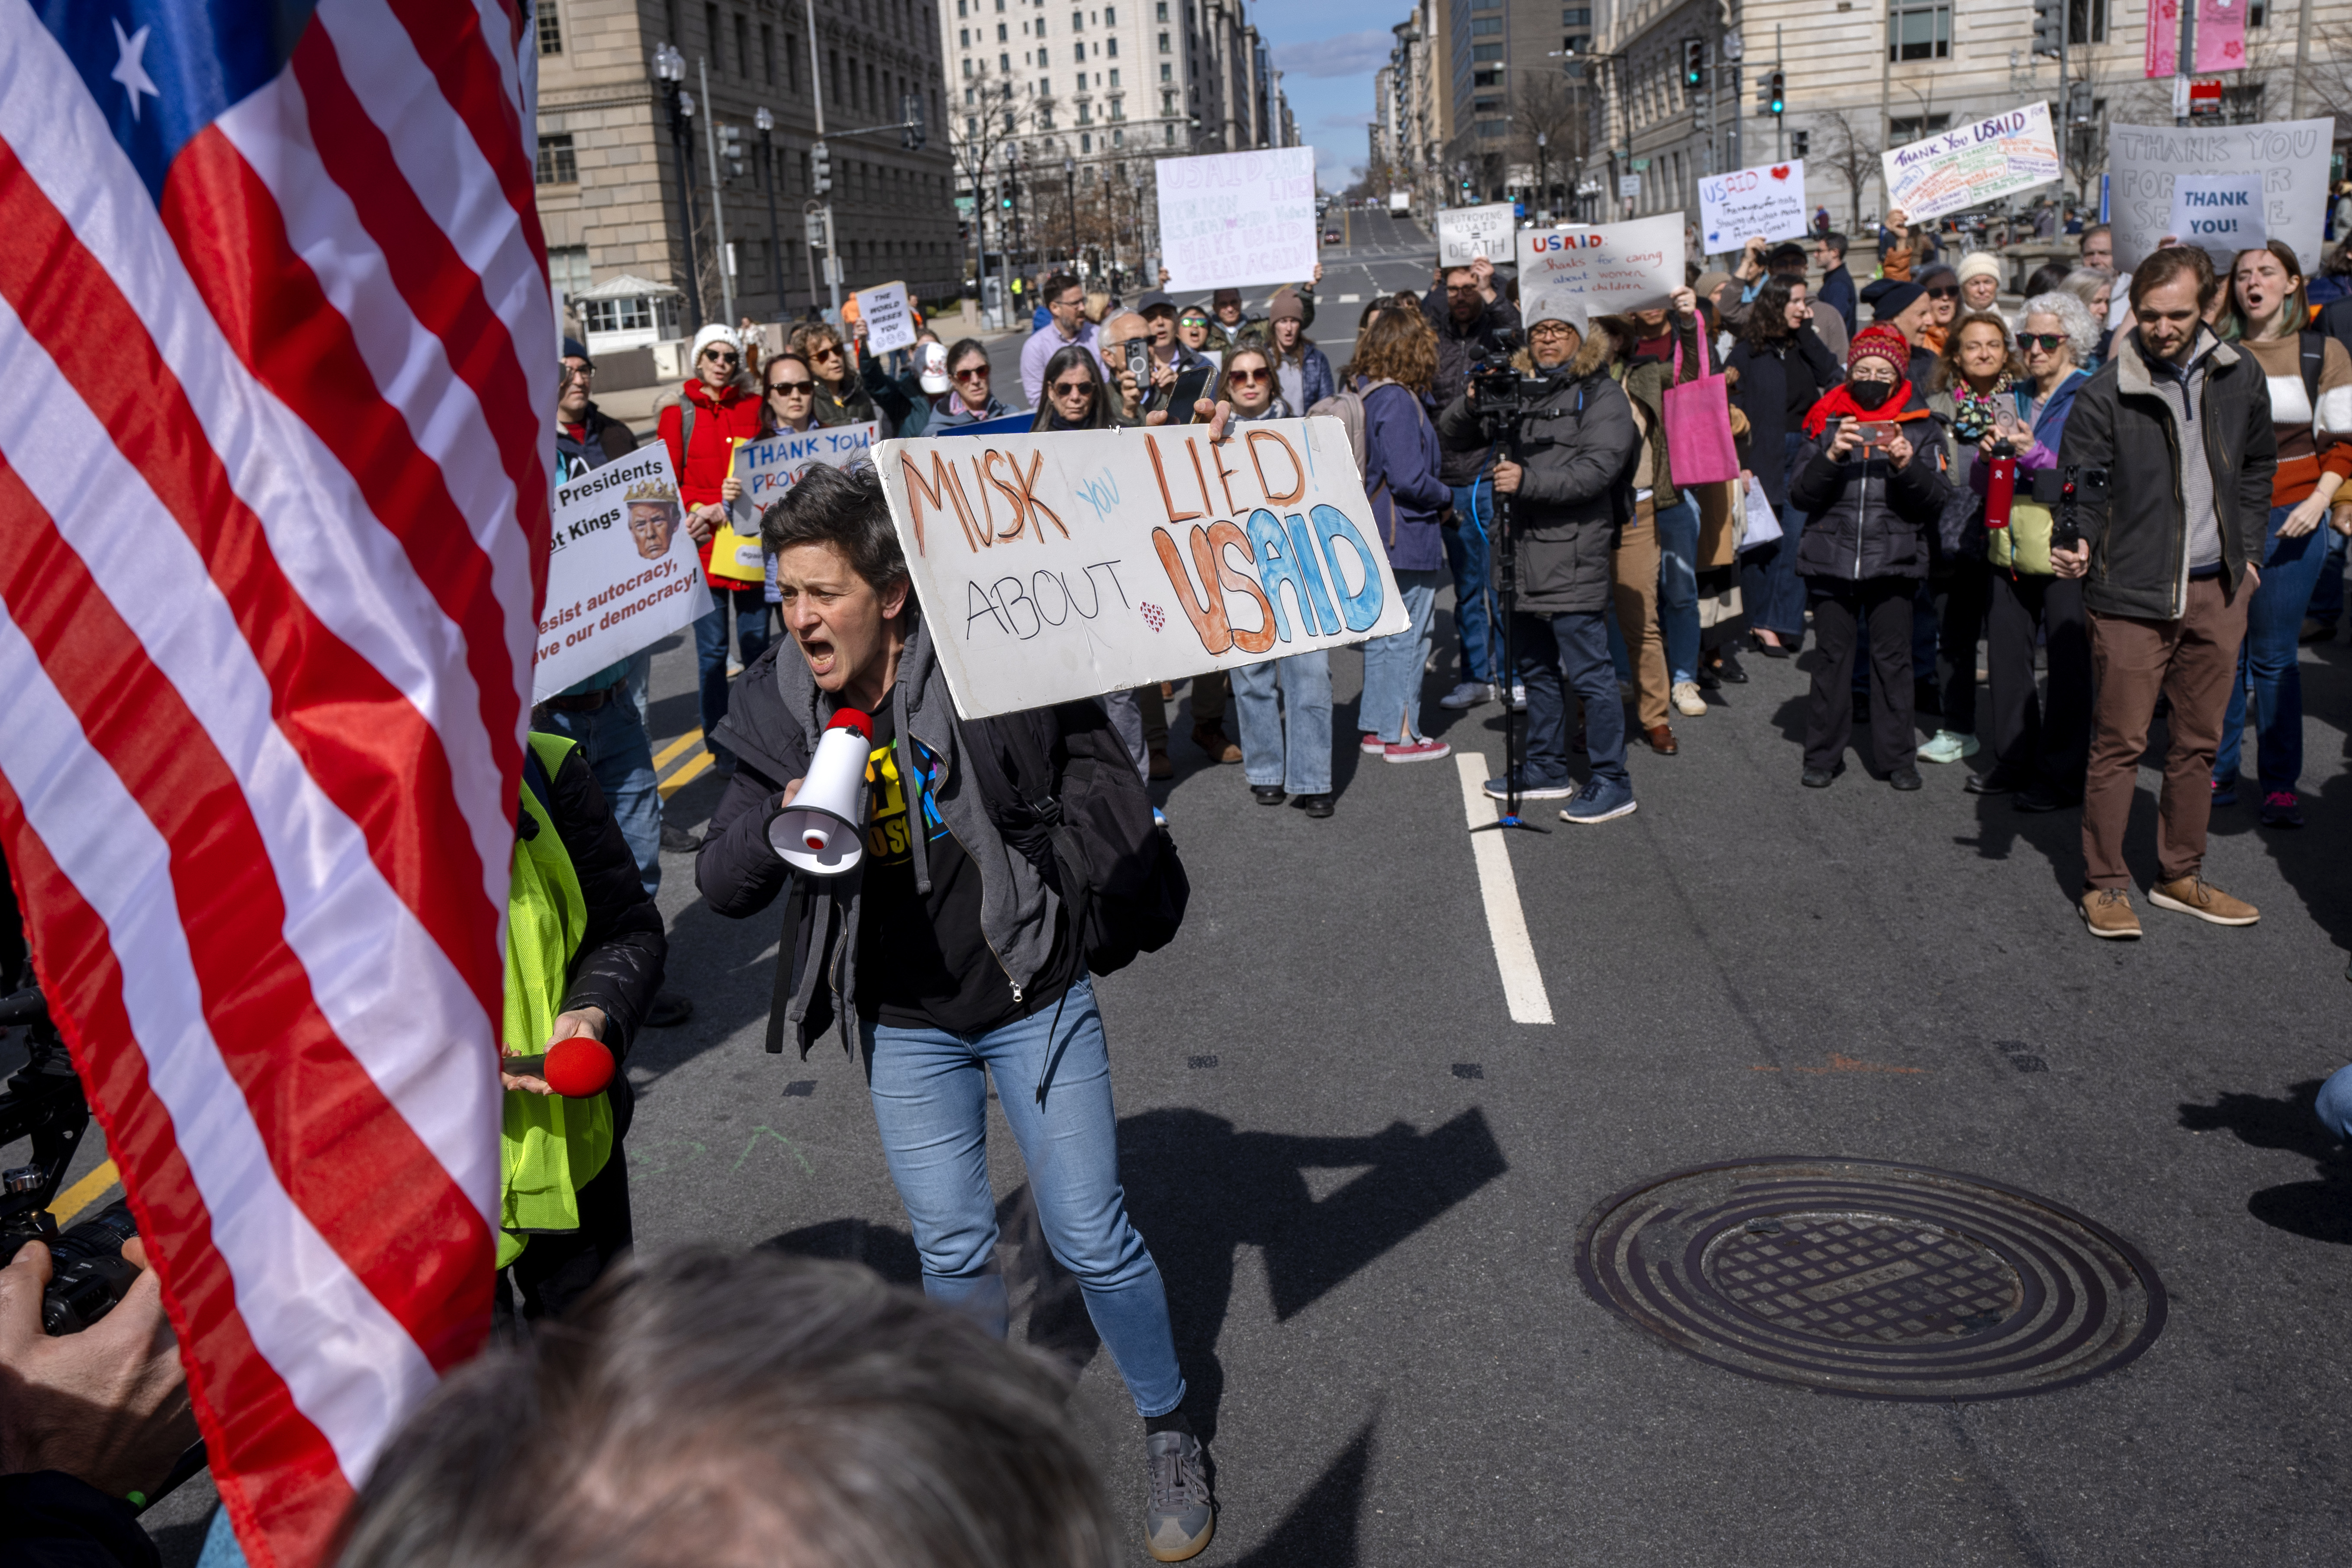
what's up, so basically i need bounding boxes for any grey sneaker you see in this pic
[1144,1431,1215,1562]
[1439,680,1497,709]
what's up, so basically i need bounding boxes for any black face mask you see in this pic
[1847,377,1897,410]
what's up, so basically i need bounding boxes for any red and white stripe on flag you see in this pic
[0,1,551,1562]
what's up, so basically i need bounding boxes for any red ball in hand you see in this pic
[543,1036,615,1098]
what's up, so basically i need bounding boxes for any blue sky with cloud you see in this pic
[1257,3,1397,192]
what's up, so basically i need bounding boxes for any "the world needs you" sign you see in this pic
[874,418,1410,717]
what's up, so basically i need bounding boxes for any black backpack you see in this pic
[980,701,1189,978]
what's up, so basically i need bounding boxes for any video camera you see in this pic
[0,982,142,1336]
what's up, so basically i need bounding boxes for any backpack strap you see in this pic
[2302,330,2326,408]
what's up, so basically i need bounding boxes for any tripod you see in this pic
[1468,381,1547,837]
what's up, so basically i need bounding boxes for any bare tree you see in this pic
[1510,73,1594,216]
[948,68,1061,280]
[1815,109,1881,230]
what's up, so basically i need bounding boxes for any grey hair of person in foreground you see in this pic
[335,1248,1117,1568]
[2018,290,2103,366]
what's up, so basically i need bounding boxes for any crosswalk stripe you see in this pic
[1453,752,1554,1026]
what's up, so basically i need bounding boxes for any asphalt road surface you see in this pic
[62,582,2352,1564]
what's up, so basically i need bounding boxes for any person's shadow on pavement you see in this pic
[2178,1079,2352,1244]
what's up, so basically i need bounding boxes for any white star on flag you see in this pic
[111,17,159,121]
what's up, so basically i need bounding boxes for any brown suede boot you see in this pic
[1192,724,1241,764]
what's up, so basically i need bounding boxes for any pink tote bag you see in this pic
[1661,326,1740,486]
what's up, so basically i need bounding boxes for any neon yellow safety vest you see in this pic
[498,732,615,1269]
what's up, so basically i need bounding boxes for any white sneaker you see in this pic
[1917,729,1979,765]
[1438,681,1495,710]
[1671,680,1707,717]
[1509,684,1528,712]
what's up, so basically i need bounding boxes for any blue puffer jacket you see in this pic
[1360,380,1453,572]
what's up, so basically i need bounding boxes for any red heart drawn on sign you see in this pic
[1769,165,1791,181]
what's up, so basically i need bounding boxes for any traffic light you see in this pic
[811,139,832,194]
[1766,70,1785,116]
[719,122,745,179]
[901,92,927,149]
[1682,39,1705,91]
[2032,0,2062,58]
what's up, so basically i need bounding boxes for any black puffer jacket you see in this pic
[1788,393,1952,583]
[1435,333,1636,616]
[536,740,667,1063]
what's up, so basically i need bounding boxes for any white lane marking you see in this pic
[1337,293,1362,303]
[1454,752,1554,1025]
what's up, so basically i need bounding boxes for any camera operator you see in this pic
[694,458,1221,1562]
[0,1232,197,1568]
[1437,296,1643,824]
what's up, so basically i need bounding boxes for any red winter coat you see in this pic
[657,377,765,582]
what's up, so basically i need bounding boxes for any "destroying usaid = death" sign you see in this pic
[874,418,1410,718]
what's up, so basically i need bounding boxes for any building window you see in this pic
[1472,67,1499,86]
[536,3,563,53]
[1476,118,1507,137]
[963,56,975,74]
[1164,123,1175,142]
[1079,100,1091,122]
[548,245,590,300]
[535,133,577,184]
[761,21,775,83]
[1160,61,1172,80]
[1105,4,1117,19]
[1039,43,1051,62]
[1001,50,1010,70]
[1110,96,1123,118]
[1082,131,1092,151]
[1108,68,1120,86]
[960,26,970,43]
[968,114,979,133]
[1791,129,1811,157]
[1472,42,1503,59]
[1073,7,1084,25]
[1887,0,1950,60]
[997,20,1008,37]
[1114,127,1124,145]
[1470,16,1503,33]
[2067,0,2108,39]
[1105,35,1117,54]
[734,12,748,75]
[1157,0,1166,16]
[1159,29,1170,50]
[704,3,721,69]
[1562,5,1590,21]
[1888,113,1952,139]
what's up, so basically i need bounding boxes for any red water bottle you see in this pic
[1984,440,2017,530]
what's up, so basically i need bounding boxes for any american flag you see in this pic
[0,2,550,1562]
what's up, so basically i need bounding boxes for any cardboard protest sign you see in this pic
[1697,159,1809,251]
[854,281,918,355]
[2109,119,2331,271]
[1881,103,2061,222]
[1516,214,1685,321]
[874,419,1410,718]
[2168,173,2267,265]
[534,448,711,702]
[1437,203,1519,267]
[722,421,883,582]
[1155,147,1318,292]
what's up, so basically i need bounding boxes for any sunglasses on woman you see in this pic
[811,345,844,360]
[702,350,740,366]
[768,378,814,394]
[1227,368,1269,385]
[1923,286,1959,301]
[2015,332,2067,352]
[953,365,990,382]
[1051,378,1096,398]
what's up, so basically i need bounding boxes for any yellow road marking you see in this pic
[651,729,705,770]
[659,749,716,798]
[52,1159,119,1225]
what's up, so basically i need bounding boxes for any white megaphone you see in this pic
[770,707,874,876]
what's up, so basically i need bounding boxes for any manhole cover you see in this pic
[1576,1157,2166,1401]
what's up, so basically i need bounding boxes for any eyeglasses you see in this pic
[953,366,990,382]
[1446,283,1482,295]
[1227,368,1269,384]
[702,351,739,365]
[1528,323,1575,339]
[564,363,595,378]
[1050,379,1096,397]
[1923,287,1959,300]
[768,379,815,394]
[2016,332,2067,352]
[811,345,844,360]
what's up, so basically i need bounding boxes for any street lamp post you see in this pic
[699,55,735,327]
[756,106,785,319]
[1065,155,1077,274]
[1536,131,1548,223]
[651,44,704,327]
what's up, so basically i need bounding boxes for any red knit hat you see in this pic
[1846,325,1911,381]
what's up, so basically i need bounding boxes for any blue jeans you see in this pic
[1516,609,1629,787]
[861,979,1185,1417]
[1231,650,1333,793]
[1359,568,1441,743]
[696,583,773,766]
[538,692,661,898]
[2216,502,2328,795]
[1444,479,1502,684]
[2307,525,2347,629]
[2317,1062,2352,1140]
[1653,491,1701,684]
